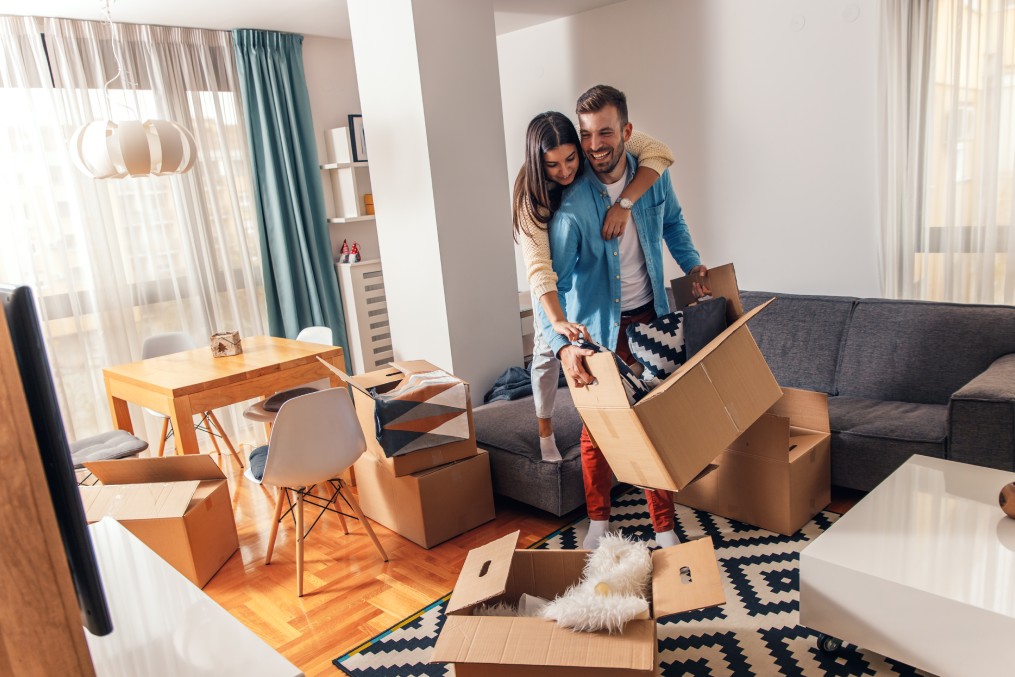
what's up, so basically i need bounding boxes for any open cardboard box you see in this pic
[676,387,832,535]
[79,455,238,587]
[568,263,782,492]
[320,358,479,476]
[432,531,726,675]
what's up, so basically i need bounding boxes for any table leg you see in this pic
[169,397,200,455]
[107,396,133,434]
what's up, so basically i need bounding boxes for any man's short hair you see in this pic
[576,85,628,127]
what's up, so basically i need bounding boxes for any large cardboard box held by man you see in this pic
[567,263,782,492]
[353,449,495,549]
[79,455,238,587]
[675,387,832,535]
[431,531,726,675]
[346,360,479,476]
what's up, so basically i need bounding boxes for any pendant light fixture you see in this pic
[67,1,198,179]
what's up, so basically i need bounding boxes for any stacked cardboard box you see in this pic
[79,455,239,587]
[566,263,783,493]
[432,531,726,675]
[675,387,832,535]
[349,361,495,549]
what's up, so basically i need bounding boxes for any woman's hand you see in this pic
[553,320,590,343]
[602,204,629,240]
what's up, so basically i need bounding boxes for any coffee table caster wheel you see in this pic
[817,634,842,654]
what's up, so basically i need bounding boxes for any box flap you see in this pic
[641,299,775,402]
[671,262,744,322]
[347,362,405,391]
[446,530,520,614]
[651,536,725,617]
[389,359,442,376]
[567,351,632,409]
[432,616,656,669]
[85,454,224,485]
[769,387,830,433]
[79,480,200,521]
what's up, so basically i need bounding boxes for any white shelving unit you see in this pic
[335,258,392,374]
[322,127,374,220]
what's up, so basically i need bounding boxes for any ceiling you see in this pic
[0,0,623,39]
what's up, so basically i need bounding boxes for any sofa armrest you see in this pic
[948,353,1015,471]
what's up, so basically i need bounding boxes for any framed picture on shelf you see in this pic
[349,114,367,162]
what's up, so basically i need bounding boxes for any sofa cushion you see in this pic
[473,386,583,457]
[828,396,947,443]
[836,299,1015,404]
[741,291,856,395]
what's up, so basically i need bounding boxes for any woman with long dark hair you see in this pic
[513,111,673,462]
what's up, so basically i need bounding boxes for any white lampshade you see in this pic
[69,119,198,179]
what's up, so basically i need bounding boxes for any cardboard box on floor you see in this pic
[431,530,726,675]
[567,263,782,492]
[344,360,479,477]
[79,455,238,587]
[353,449,495,549]
[676,387,832,535]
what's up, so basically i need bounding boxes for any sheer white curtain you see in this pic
[0,16,267,447]
[880,0,1015,303]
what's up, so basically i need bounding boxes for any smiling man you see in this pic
[535,84,708,550]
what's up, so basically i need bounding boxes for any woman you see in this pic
[513,111,674,462]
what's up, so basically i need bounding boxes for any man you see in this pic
[536,84,708,550]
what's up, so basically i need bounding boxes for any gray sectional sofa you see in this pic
[473,291,1015,514]
[740,291,1015,491]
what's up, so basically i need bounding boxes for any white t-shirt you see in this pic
[604,175,653,311]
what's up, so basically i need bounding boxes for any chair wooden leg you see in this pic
[265,487,286,565]
[204,415,223,457]
[263,422,273,441]
[333,490,349,535]
[296,489,305,597]
[344,488,388,562]
[157,418,169,457]
[207,411,244,468]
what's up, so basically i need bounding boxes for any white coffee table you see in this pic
[800,455,1015,676]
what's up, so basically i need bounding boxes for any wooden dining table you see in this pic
[103,336,346,457]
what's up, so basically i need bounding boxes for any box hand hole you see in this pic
[479,560,491,577]
[679,565,693,584]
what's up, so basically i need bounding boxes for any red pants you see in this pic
[580,306,675,533]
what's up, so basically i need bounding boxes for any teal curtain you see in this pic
[231,29,350,369]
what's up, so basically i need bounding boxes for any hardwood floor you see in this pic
[200,455,575,677]
[188,451,863,677]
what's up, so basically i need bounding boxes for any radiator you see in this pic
[335,259,393,374]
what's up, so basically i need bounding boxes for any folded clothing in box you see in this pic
[370,368,470,458]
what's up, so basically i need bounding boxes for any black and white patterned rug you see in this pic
[334,490,926,676]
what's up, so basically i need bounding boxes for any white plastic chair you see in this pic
[244,387,388,596]
[243,326,334,436]
[141,332,243,468]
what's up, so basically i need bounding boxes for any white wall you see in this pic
[497,0,881,298]
[301,35,379,261]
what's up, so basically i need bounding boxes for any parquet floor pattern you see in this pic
[199,454,573,677]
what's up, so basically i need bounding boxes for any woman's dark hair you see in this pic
[512,111,583,241]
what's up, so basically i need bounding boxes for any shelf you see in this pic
[327,215,375,224]
[320,161,369,170]
[334,258,381,268]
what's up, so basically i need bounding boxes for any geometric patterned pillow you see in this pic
[370,370,470,458]
[625,311,687,380]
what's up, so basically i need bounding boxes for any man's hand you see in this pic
[552,320,591,343]
[601,204,629,240]
[558,344,596,388]
[689,264,710,298]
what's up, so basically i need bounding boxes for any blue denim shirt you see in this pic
[536,153,702,356]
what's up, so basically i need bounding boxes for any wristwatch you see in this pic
[615,197,634,210]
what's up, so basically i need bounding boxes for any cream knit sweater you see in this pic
[518,130,674,300]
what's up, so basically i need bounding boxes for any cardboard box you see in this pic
[432,531,726,675]
[675,387,832,536]
[348,360,479,476]
[79,455,238,587]
[567,263,782,492]
[353,449,495,549]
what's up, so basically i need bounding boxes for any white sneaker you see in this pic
[582,519,610,550]
[539,433,563,463]
[655,529,681,548]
